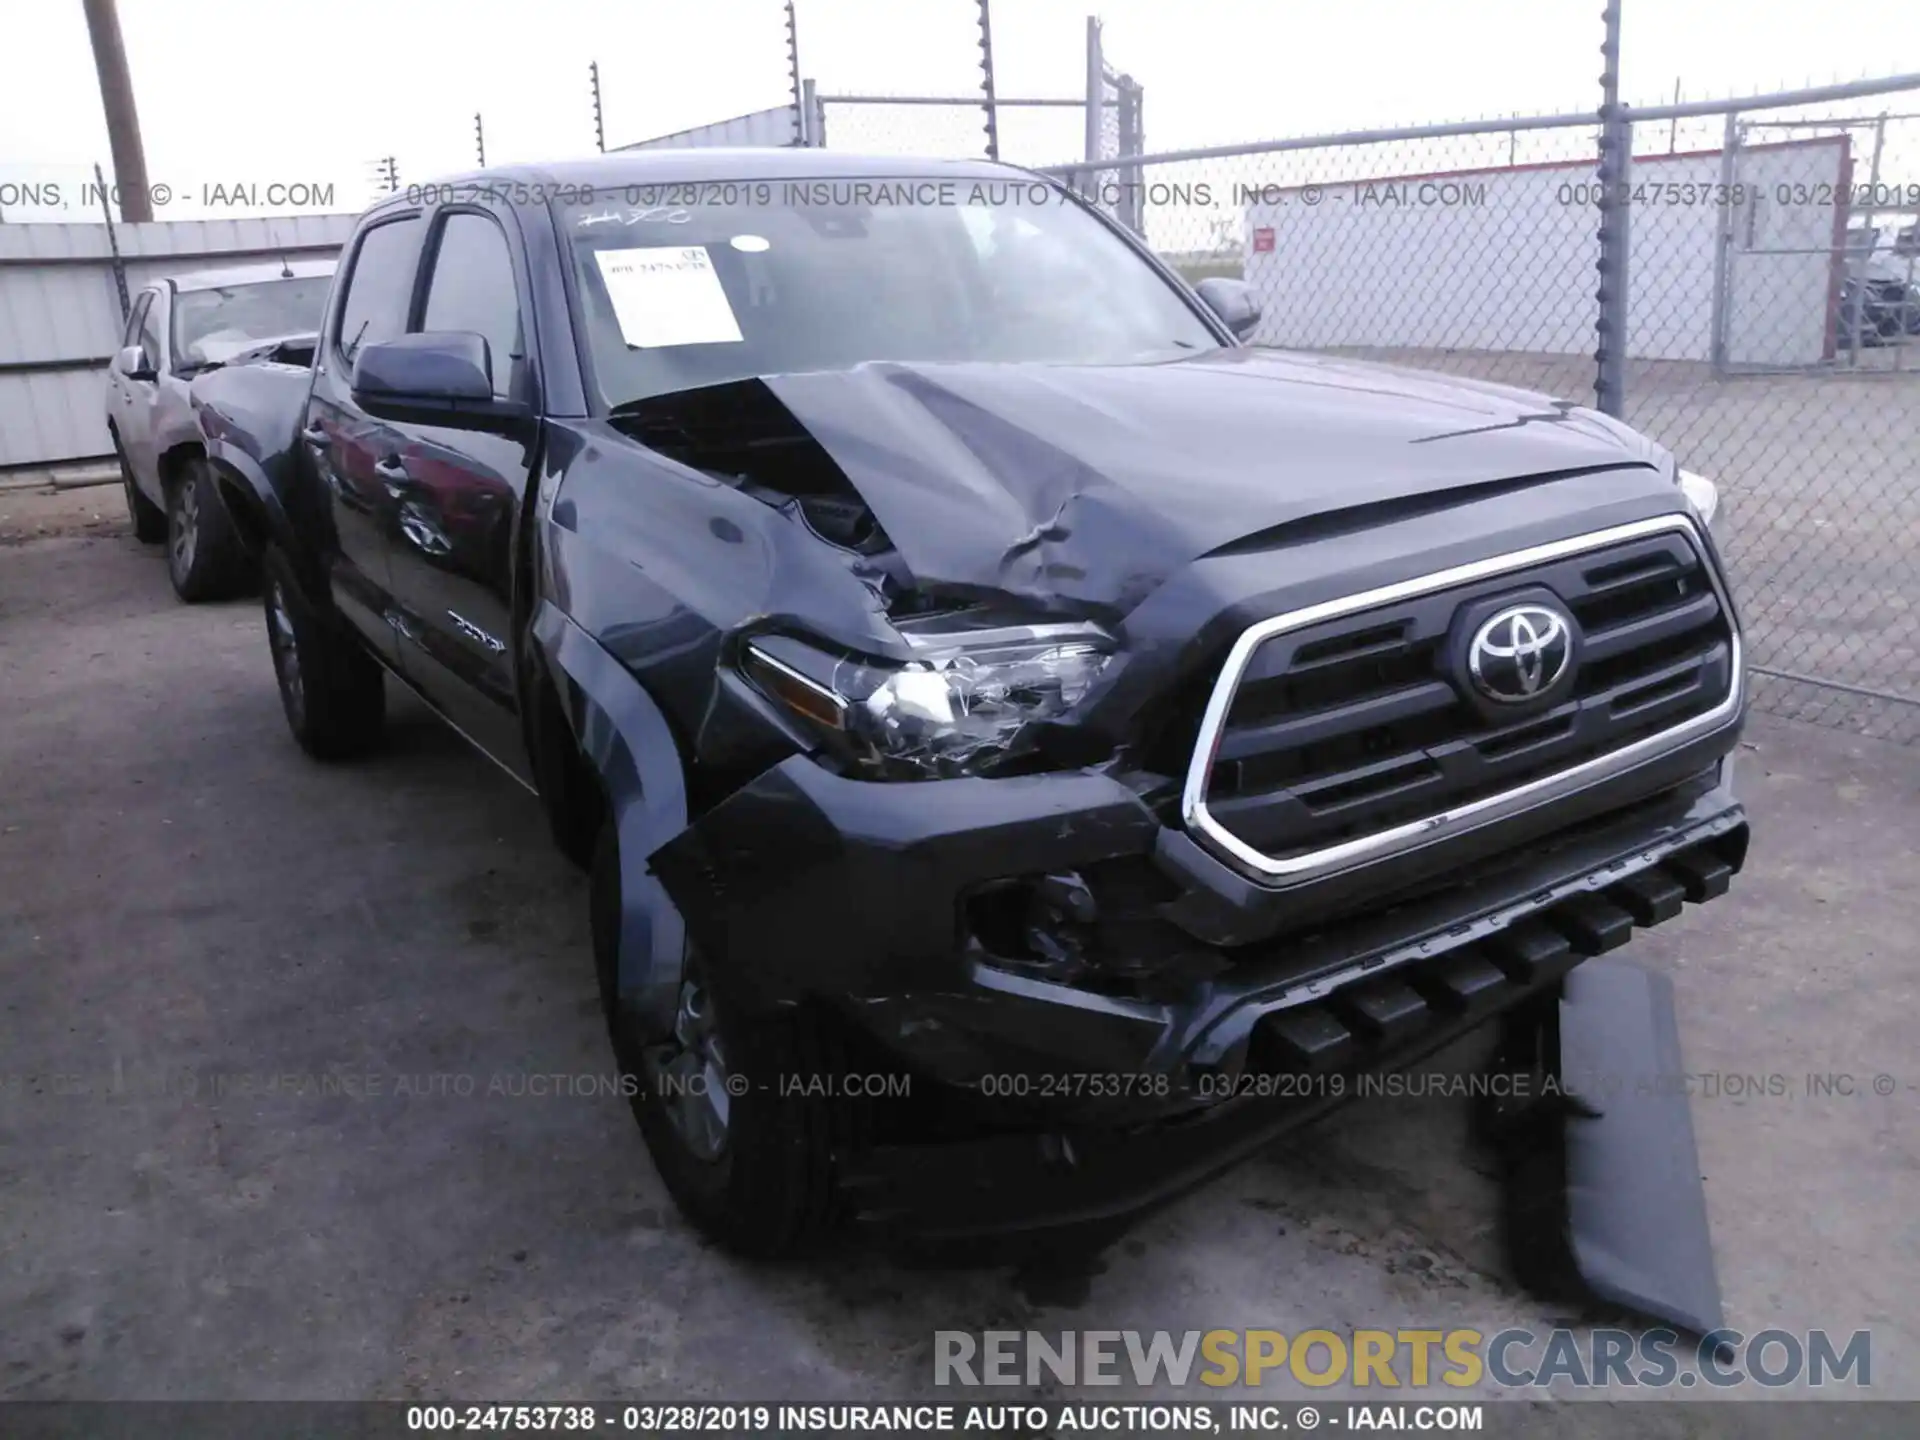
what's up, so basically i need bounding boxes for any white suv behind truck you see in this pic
[106,259,334,600]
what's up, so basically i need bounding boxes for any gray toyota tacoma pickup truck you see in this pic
[188,149,1748,1259]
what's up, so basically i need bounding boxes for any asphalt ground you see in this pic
[1,488,1915,1419]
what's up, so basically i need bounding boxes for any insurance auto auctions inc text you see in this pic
[934,1328,1871,1391]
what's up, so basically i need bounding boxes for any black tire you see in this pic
[167,457,249,602]
[114,429,167,543]
[261,545,386,760]
[591,822,851,1257]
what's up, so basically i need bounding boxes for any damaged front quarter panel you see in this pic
[535,345,1709,1080]
[646,754,1161,1011]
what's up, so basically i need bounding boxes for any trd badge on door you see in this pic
[447,611,505,654]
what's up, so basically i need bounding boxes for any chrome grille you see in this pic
[1179,515,1742,883]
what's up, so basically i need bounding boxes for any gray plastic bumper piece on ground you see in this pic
[1557,957,1725,1336]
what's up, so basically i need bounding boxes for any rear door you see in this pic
[106,290,152,468]
[304,212,425,665]
[118,289,168,497]
[379,206,539,781]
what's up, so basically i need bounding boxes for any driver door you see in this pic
[377,206,539,782]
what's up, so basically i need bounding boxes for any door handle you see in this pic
[301,422,329,445]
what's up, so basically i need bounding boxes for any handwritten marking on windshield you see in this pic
[577,207,692,228]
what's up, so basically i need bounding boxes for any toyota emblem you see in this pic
[1468,603,1575,703]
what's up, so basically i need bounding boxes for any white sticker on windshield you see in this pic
[730,234,770,252]
[593,245,744,349]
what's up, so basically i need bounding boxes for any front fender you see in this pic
[201,434,311,578]
[530,600,689,1040]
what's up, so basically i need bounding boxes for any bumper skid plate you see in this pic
[845,829,1745,1258]
[1489,957,1724,1338]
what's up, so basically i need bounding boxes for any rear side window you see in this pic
[123,292,152,346]
[334,216,423,368]
[137,295,164,368]
[419,212,523,397]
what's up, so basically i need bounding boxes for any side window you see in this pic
[335,216,423,369]
[137,294,164,369]
[419,212,523,397]
[122,292,152,347]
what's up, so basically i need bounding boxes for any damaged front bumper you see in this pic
[649,728,1747,1231]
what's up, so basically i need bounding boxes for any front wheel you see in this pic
[591,822,851,1257]
[261,545,386,760]
[167,459,249,601]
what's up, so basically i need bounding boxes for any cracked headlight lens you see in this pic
[1677,468,1719,529]
[743,624,1113,779]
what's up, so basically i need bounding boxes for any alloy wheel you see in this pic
[170,479,200,579]
[648,966,734,1163]
[266,580,304,727]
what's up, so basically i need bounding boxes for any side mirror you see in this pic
[1195,277,1262,340]
[117,345,156,382]
[351,332,524,428]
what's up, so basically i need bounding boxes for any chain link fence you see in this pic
[1616,91,1920,743]
[989,82,1920,745]
[788,50,1920,744]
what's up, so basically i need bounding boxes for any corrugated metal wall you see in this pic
[0,214,358,470]
[616,102,816,152]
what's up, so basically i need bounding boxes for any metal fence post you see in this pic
[802,78,822,148]
[977,0,1000,161]
[1119,78,1144,235]
[1862,112,1888,367]
[1594,1,1631,418]
[589,61,605,153]
[1707,111,1739,374]
[1082,17,1104,198]
[786,1,806,146]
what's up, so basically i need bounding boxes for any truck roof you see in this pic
[165,258,338,292]
[369,148,1042,218]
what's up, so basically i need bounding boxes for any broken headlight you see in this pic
[742,623,1114,779]
[1676,468,1720,529]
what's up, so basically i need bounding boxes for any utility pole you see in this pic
[976,0,999,162]
[590,61,606,153]
[378,156,399,194]
[81,0,153,222]
[475,112,487,167]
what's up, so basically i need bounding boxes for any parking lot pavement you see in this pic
[2,497,1916,1405]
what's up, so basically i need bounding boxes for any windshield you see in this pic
[562,179,1222,408]
[171,277,333,368]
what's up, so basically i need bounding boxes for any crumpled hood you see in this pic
[190,330,318,367]
[761,347,1665,611]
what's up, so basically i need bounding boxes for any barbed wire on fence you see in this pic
[672,60,1920,744]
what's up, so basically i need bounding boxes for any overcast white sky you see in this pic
[3,0,1918,221]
